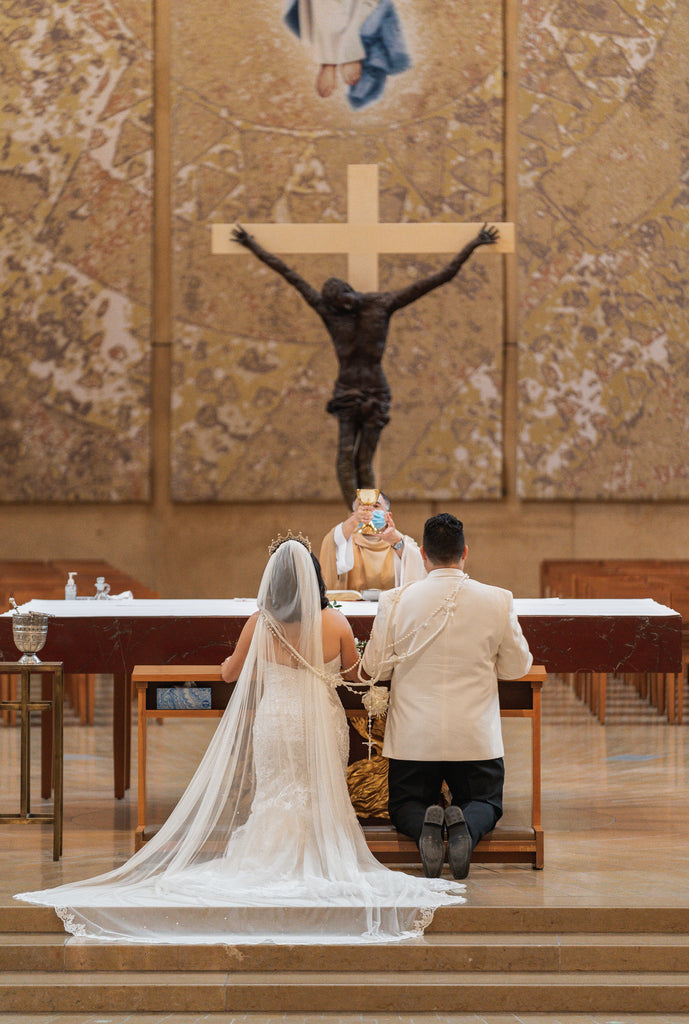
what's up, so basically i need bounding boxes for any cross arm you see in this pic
[227,225,324,312]
[385,225,500,312]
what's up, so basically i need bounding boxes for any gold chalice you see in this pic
[356,488,382,535]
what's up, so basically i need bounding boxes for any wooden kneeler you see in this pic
[359,665,546,870]
[132,664,545,868]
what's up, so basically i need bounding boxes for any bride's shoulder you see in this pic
[321,605,351,631]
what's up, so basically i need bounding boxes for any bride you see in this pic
[17,536,464,943]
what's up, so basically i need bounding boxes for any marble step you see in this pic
[3,931,689,973]
[2,968,689,1014]
[4,903,689,935]
[431,904,689,933]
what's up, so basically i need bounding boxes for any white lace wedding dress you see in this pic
[17,541,465,943]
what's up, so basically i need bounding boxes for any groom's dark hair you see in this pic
[422,513,465,565]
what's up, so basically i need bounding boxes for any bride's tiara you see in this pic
[268,530,312,556]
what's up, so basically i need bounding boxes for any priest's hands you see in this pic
[380,515,403,553]
[341,507,402,550]
[342,505,372,540]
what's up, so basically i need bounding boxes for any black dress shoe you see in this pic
[444,805,472,879]
[418,804,445,877]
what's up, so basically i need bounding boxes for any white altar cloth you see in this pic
[3,597,678,618]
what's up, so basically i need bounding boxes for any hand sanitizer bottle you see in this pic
[65,572,77,600]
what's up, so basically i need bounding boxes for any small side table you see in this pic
[0,661,64,861]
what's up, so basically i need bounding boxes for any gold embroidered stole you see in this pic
[346,534,396,591]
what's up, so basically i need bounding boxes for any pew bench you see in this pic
[132,664,546,869]
[541,559,687,723]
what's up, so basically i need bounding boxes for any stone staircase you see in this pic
[2,905,689,1014]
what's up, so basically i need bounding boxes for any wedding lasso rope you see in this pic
[260,571,469,758]
[351,573,469,755]
[262,615,380,757]
[357,573,469,687]
[261,612,365,690]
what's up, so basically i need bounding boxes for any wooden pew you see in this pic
[541,559,689,600]
[541,559,688,723]
[49,560,160,600]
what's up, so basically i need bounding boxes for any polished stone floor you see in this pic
[1,675,688,1024]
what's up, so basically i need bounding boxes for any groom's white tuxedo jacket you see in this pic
[362,568,533,762]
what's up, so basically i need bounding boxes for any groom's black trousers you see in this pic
[387,757,504,851]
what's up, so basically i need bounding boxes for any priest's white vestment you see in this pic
[319,526,425,592]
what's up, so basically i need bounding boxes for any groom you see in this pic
[361,513,532,878]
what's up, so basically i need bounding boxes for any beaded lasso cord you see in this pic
[260,572,469,757]
[356,573,469,686]
[261,612,364,690]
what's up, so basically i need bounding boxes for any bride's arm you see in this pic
[338,615,362,682]
[221,612,259,682]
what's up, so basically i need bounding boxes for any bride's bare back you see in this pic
[221,606,359,682]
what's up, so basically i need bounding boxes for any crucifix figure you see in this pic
[213,165,513,506]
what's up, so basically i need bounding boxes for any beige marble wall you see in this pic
[169,0,505,502]
[3,2,689,602]
[518,0,689,499]
[0,0,152,501]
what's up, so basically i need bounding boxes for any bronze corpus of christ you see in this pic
[232,222,499,507]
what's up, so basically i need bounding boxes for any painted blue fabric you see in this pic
[156,687,212,710]
[284,0,412,109]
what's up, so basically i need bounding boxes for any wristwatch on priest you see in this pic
[392,538,404,552]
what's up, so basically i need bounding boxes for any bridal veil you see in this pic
[17,540,464,943]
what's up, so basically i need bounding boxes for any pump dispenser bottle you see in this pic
[65,572,77,600]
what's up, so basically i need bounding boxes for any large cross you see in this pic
[211,164,514,291]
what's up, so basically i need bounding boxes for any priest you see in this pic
[319,492,425,592]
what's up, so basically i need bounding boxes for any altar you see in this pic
[0,597,682,799]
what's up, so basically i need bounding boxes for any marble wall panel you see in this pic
[518,0,689,499]
[0,0,152,502]
[170,0,505,503]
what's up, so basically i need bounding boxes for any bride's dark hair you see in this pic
[311,553,330,610]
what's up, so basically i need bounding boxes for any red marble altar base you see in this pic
[0,600,681,798]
